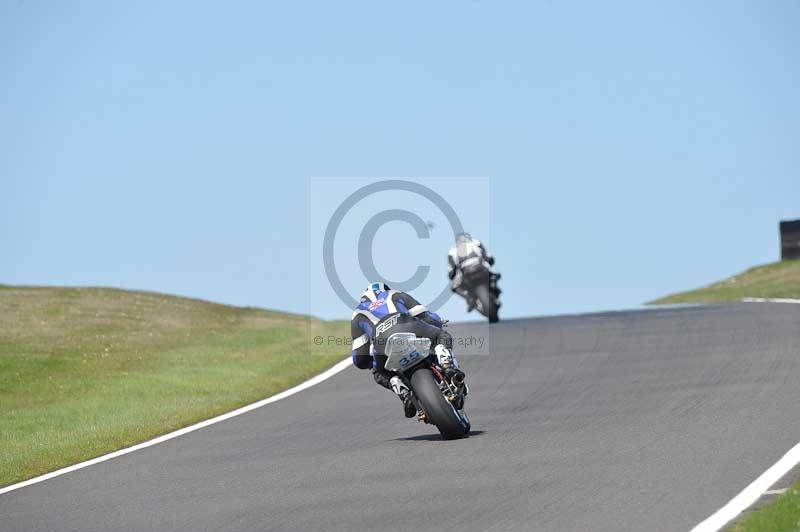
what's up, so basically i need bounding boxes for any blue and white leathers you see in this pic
[349,288,450,376]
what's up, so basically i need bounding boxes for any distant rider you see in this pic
[350,282,465,418]
[447,233,500,311]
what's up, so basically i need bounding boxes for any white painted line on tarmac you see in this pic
[690,441,800,532]
[741,297,800,304]
[0,357,352,496]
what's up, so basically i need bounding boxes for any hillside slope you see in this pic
[0,285,347,485]
[650,260,800,304]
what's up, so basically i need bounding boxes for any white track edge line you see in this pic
[0,357,352,496]
[690,440,800,532]
[741,297,800,304]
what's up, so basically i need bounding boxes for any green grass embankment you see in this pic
[0,285,347,485]
[650,261,800,304]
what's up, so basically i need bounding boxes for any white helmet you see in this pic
[360,281,390,301]
[456,232,472,244]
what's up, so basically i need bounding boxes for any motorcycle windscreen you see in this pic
[383,333,431,372]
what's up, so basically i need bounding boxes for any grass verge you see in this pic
[0,286,348,486]
[731,484,800,532]
[649,260,800,304]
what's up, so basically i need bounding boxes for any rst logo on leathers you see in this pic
[376,314,399,336]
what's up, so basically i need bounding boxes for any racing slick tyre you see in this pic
[475,283,499,323]
[410,368,467,440]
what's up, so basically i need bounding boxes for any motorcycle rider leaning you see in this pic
[351,282,465,418]
[447,233,501,311]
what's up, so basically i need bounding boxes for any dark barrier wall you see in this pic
[781,219,800,260]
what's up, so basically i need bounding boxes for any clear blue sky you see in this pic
[2,1,798,321]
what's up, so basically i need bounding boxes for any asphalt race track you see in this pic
[2,303,800,532]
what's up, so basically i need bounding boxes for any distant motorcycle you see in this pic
[459,257,501,323]
[384,333,470,440]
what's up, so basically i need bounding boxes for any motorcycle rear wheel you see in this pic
[475,283,499,323]
[410,368,467,440]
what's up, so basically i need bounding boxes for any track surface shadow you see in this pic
[390,430,486,442]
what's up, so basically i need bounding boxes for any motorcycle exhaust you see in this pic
[451,372,465,386]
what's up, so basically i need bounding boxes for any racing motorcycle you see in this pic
[384,333,470,440]
[459,257,501,323]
